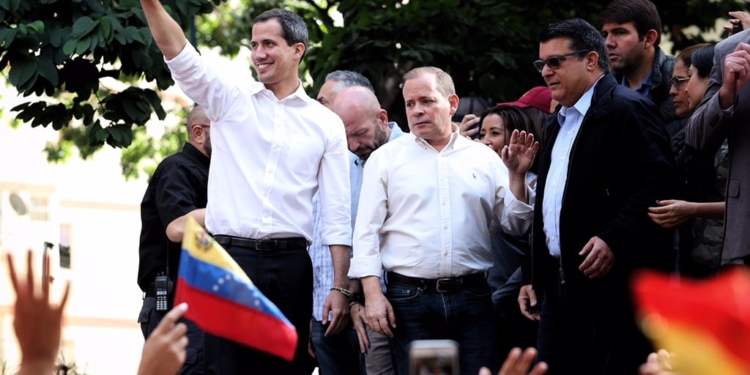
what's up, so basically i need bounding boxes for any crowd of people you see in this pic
[6,0,750,374]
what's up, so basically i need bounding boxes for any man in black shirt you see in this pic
[137,106,211,375]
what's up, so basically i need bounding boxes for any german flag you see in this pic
[632,269,750,375]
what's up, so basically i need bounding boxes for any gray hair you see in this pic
[325,70,375,94]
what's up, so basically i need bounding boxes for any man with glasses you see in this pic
[601,0,677,128]
[517,18,677,375]
[137,106,211,375]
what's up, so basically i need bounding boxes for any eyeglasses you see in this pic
[533,50,590,73]
[191,124,210,129]
[668,76,690,90]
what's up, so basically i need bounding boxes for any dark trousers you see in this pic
[139,297,205,375]
[536,270,653,375]
[204,244,315,375]
[387,280,498,375]
[310,320,365,375]
[494,294,538,357]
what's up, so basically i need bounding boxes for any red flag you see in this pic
[632,268,750,375]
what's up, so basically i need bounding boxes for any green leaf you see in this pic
[99,17,112,39]
[125,26,144,44]
[89,30,100,50]
[62,39,77,55]
[9,59,37,87]
[75,37,92,55]
[37,58,59,86]
[95,127,109,141]
[49,27,68,47]
[0,0,8,11]
[70,16,96,38]
[143,89,166,120]
[8,0,18,11]
[26,20,44,34]
[0,27,17,47]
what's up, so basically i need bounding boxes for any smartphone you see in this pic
[733,21,744,34]
[409,340,459,375]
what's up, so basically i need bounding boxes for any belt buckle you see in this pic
[435,278,457,293]
[255,239,273,251]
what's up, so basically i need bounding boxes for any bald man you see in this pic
[333,86,393,161]
[137,106,211,374]
[309,83,402,375]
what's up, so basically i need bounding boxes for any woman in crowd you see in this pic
[648,43,725,277]
[479,105,540,360]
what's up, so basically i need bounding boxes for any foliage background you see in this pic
[0,0,745,178]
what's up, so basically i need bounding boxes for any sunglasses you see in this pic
[668,76,690,90]
[533,50,590,73]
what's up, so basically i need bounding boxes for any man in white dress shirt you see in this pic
[139,3,352,374]
[348,66,538,375]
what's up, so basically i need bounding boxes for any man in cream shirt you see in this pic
[349,66,538,375]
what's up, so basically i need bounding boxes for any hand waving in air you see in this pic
[501,130,539,176]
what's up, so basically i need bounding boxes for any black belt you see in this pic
[386,271,487,293]
[214,235,307,251]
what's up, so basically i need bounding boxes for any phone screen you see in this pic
[409,340,459,375]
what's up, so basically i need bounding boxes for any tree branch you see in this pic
[302,0,334,30]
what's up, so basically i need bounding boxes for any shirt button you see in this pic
[567,131,572,136]
[551,236,557,241]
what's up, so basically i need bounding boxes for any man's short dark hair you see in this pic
[601,0,662,46]
[254,8,309,59]
[538,18,611,74]
[325,70,375,94]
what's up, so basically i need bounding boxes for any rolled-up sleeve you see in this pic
[318,116,353,246]
[349,152,388,278]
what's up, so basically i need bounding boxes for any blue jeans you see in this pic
[387,281,498,375]
[310,320,365,375]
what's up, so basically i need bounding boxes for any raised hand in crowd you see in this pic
[458,114,482,139]
[719,42,750,109]
[501,130,539,176]
[7,250,70,375]
[724,11,750,36]
[639,349,680,375]
[479,347,548,375]
[518,285,541,321]
[137,303,189,375]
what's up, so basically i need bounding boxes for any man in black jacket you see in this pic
[518,18,676,375]
[137,106,211,375]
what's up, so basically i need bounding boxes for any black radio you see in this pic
[154,274,172,311]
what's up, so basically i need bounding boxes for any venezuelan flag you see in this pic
[174,217,298,361]
[632,269,750,375]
